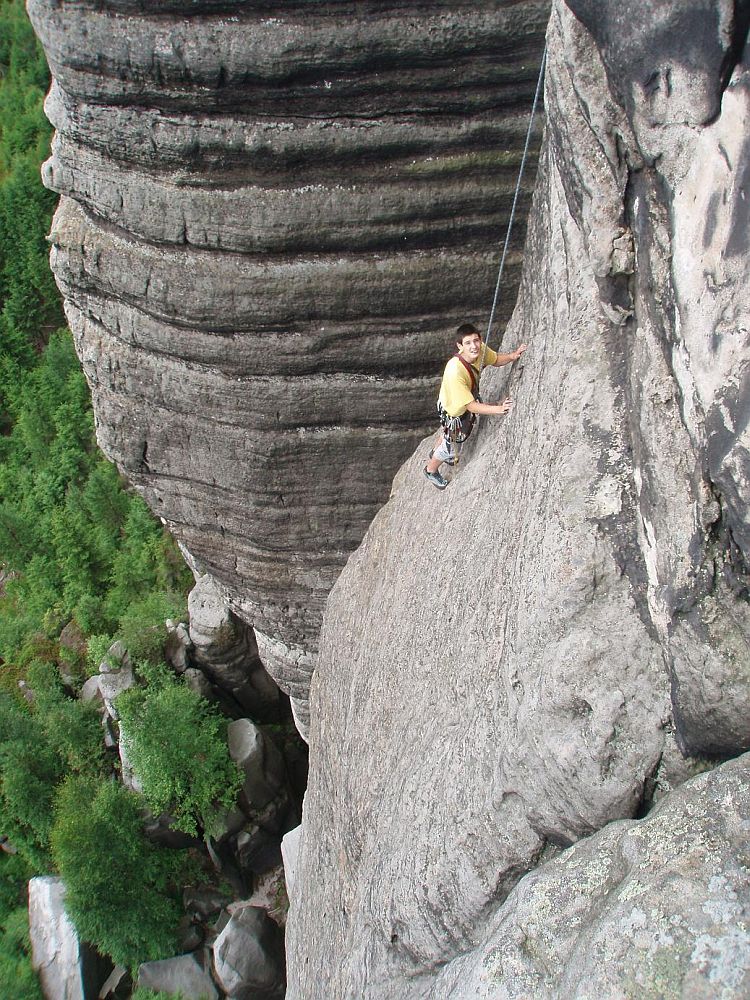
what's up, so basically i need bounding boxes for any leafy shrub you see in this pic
[0,692,61,869]
[51,777,185,969]
[25,659,105,775]
[117,679,242,837]
[131,990,190,1000]
[0,904,44,1000]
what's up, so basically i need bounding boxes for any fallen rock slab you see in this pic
[28,876,111,1000]
[212,904,285,999]
[137,952,218,1000]
[431,754,750,998]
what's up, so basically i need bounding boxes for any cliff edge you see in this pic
[288,1,750,995]
[28,0,549,732]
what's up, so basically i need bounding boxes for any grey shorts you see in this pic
[433,435,458,462]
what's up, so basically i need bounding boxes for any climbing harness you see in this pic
[445,42,548,474]
[437,354,480,458]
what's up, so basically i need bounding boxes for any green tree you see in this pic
[0,693,61,870]
[51,777,185,969]
[117,677,243,837]
[0,904,44,1000]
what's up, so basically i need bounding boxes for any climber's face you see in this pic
[457,332,483,362]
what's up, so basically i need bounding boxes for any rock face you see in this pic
[286,1,750,996]
[28,0,549,726]
[137,952,219,1000]
[28,1,750,997]
[212,904,286,999]
[28,876,111,1000]
[188,574,283,723]
[430,755,750,998]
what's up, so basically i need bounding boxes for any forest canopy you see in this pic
[0,0,206,987]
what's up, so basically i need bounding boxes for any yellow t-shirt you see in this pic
[438,346,498,417]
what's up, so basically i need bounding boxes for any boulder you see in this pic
[281,825,303,901]
[137,952,218,1000]
[28,876,111,1000]
[431,755,750,998]
[188,574,282,721]
[117,728,143,794]
[212,904,285,999]
[183,666,215,702]
[165,618,193,674]
[97,641,134,718]
[228,719,286,813]
[78,674,102,704]
[184,886,232,923]
[234,824,283,877]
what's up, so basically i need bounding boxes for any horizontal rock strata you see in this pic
[287,1,750,995]
[29,0,550,728]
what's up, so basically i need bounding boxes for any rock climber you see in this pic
[423,322,527,490]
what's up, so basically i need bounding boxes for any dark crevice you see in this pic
[719,1,750,97]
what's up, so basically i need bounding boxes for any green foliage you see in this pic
[0,904,44,1000]
[117,677,242,837]
[131,990,191,1000]
[0,330,192,660]
[0,854,41,1000]
[51,777,184,969]
[0,0,199,981]
[25,659,104,774]
[0,666,106,870]
[0,0,62,382]
[116,591,188,665]
[0,852,33,921]
[0,692,61,869]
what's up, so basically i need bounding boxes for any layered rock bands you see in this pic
[287,1,750,996]
[29,0,550,729]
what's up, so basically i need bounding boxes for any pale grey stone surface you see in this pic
[137,952,218,1000]
[228,719,286,813]
[430,755,750,999]
[188,574,282,722]
[287,2,750,996]
[29,877,84,1000]
[97,641,134,719]
[28,876,111,1000]
[281,824,303,901]
[27,1,750,997]
[212,904,285,999]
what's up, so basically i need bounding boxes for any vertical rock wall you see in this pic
[28,0,549,728]
[287,1,750,995]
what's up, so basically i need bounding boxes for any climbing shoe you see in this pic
[423,466,449,490]
[428,448,457,467]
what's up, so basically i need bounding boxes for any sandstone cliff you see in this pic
[28,1,750,997]
[29,0,549,730]
[287,1,750,995]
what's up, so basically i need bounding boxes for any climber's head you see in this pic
[455,322,483,362]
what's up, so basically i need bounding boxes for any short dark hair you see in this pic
[456,322,480,343]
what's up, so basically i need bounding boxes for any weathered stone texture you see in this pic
[29,0,549,724]
[431,755,750,999]
[28,876,112,1000]
[287,1,750,996]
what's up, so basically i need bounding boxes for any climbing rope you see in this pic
[447,42,547,475]
[480,42,548,374]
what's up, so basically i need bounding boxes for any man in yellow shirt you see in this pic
[424,322,527,489]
